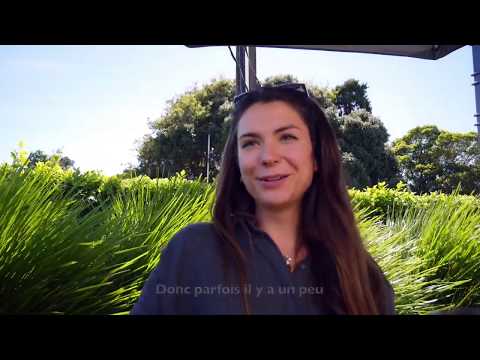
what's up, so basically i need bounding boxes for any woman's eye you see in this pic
[241,140,257,148]
[281,134,297,142]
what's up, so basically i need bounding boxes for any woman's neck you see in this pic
[255,205,303,259]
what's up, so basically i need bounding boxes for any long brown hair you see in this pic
[212,86,387,314]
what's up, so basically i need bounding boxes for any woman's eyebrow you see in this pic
[239,125,300,139]
[274,125,300,134]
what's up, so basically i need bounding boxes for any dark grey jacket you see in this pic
[130,218,395,315]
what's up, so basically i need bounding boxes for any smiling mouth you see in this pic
[258,175,289,182]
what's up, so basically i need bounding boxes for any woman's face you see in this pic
[237,101,317,212]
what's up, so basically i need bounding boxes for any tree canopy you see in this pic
[392,125,479,194]
[137,78,235,180]
[27,149,75,171]
[134,76,398,189]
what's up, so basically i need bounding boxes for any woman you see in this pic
[131,83,395,315]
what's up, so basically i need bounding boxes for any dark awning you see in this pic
[187,45,464,60]
[259,45,464,60]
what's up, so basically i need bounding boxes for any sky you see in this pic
[0,45,477,176]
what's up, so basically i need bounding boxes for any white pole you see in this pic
[472,45,480,143]
[206,131,210,183]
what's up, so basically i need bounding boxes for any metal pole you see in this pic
[206,131,210,183]
[247,46,258,90]
[472,45,480,142]
[236,46,246,96]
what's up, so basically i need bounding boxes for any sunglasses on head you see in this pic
[233,83,310,105]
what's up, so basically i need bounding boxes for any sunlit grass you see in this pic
[359,194,480,314]
[0,168,214,314]
[1,166,478,314]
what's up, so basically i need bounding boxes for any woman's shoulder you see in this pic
[131,222,224,315]
[163,222,222,258]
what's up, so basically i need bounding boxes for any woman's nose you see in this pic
[260,142,280,166]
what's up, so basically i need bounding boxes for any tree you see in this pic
[27,150,49,168]
[59,155,75,170]
[136,78,235,179]
[342,152,370,188]
[434,132,480,193]
[392,125,480,194]
[263,74,336,111]
[263,74,299,87]
[333,79,372,116]
[134,76,398,188]
[27,149,75,171]
[338,109,399,188]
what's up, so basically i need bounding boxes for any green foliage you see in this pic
[0,166,214,314]
[332,79,372,116]
[27,150,49,168]
[134,75,398,188]
[137,78,235,179]
[338,109,399,188]
[28,149,75,170]
[9,141,29,171]
[263,74,336,111]
[392,125,480,194]
[0,164,479,314]
[63,169,105,199]
[349,181,480,220]
[262,74,299,87]
[342,152,370,188]
[375,193,480,313]
[359,203,476,315]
